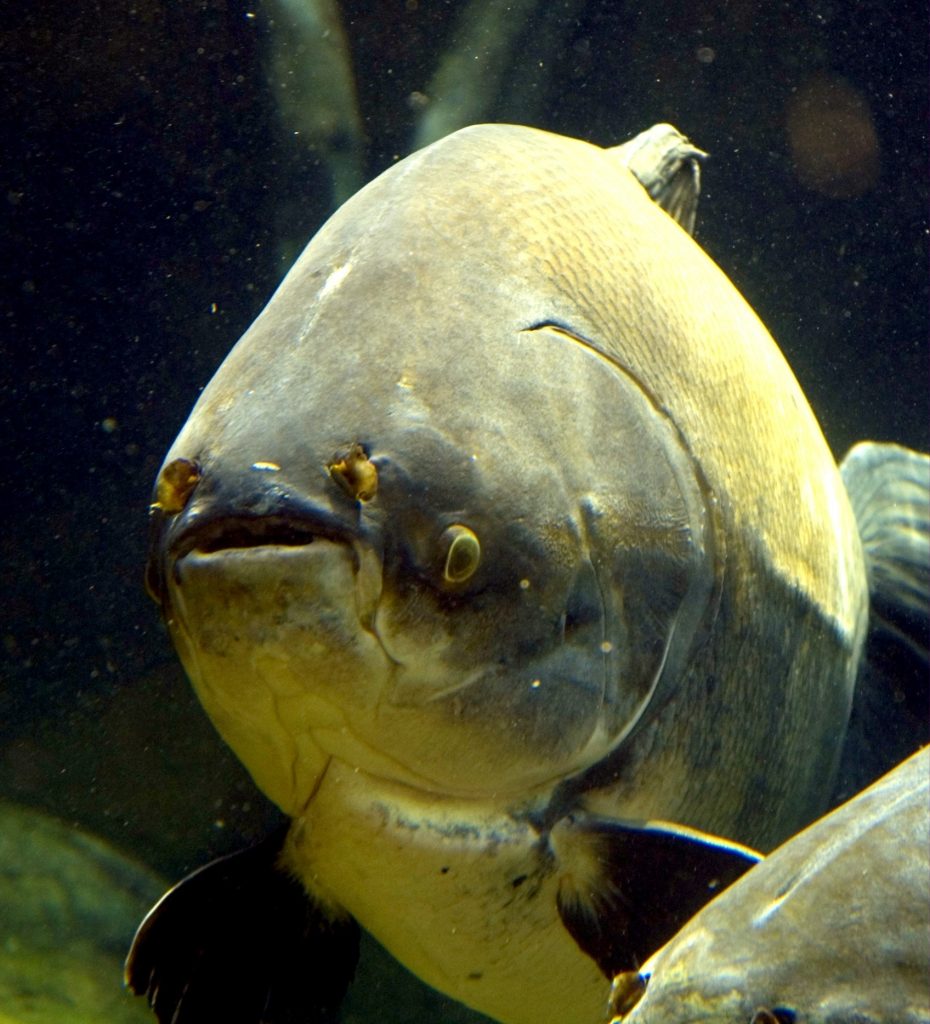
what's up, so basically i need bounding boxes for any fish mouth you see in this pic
[146,486,365,606]
[172,513,339,559]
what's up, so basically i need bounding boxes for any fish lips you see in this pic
[146,472,379,612]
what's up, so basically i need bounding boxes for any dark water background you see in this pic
[0,0,927,1017]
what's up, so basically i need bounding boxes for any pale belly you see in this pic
[287,759,608,1024]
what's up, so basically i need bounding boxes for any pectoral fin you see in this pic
[125,827,359,1024]
[552,815,760,978]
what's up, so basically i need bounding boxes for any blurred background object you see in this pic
[264,0,365,260]
[0,799,164,1023]
[785,72,881,199]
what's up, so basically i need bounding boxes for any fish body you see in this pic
[137,125,880,1024]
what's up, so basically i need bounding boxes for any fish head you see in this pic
[146,127,717,816]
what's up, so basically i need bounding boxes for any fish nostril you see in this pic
[152,457,201,515]
[328,443,378,502]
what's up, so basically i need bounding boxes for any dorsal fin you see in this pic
[607,124,707,236]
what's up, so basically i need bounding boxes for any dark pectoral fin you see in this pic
[553,815,760,978]
[125,826,359,1024]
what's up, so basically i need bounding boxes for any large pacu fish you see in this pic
[128,124,928,1024]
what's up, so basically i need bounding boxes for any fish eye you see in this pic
[441,524,481,583]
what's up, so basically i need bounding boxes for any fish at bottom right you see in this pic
[609,745,930,1024]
